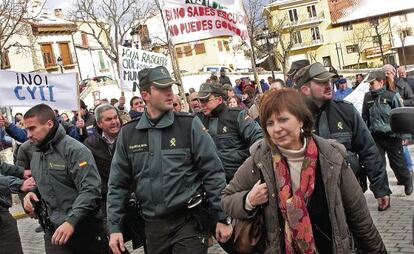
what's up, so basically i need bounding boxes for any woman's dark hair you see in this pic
[227,96,241,107]
[243,86,254,99]
[60,113,69,122]
[259,89,314,145]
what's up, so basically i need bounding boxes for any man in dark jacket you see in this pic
[107,66,231,254]
[362,70,413,195]
[296,62,392,211]
[73,99,96,141]
[84,103,121,216]
[197,83,263,183]
[129,96,145,120]
[219,68,232,86]
[0,162,34,254]
[22,104,108,253]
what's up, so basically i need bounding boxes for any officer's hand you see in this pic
[20,177,36,192]
[377,195,390,211]
[52,222,74,245]
[23,169,32,179]
[109,233,126,254]
[23,192,39,215]
[76,119,85,129]
[215,223,233,243]
[248,180,268,206]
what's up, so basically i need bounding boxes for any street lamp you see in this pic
[57,56,63,73]
[256,25,278,79]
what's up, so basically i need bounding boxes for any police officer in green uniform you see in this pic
[0,162,34,254]
[107,66,232,254]
[295,62,392,211]
[22,104,108,253]
[197,83,263,183]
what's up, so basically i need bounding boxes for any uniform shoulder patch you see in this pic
[78,161,88,168]
[175,112,195,118]
[333,99,353,105]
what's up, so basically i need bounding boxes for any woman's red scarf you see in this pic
[273,137,318,254]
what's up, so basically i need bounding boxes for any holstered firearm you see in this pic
[123,193,146,250]
[33,199,55,234]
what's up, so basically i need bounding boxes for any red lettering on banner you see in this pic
[179,20,213,34]
[187,6,216,17]
[172,8,186,19]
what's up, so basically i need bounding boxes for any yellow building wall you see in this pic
[265,0,390,70]
[174,36,236,73]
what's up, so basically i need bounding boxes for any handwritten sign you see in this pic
[344,82,370,114]
[163,0,249,44]
[119,46,169,92]
[0,70,78,110]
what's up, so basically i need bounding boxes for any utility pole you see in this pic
[335,42,342,69]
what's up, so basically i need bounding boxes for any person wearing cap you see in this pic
[286,59,310,87]
[222,84,234,99]
[219,68,232,86]
[197,83,263,183]
[107,66,232,254]
[334,78,353,100]
[362,70,413,196]
[296,62,392,212]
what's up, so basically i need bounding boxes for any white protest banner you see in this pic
[163,0,249,45]
[344,82,370,114]
[0,70,78,110]
[119,46,169,92]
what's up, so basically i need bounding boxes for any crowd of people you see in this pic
[0,61,413,254]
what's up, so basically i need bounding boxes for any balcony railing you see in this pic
[291,36,324,50]
[282,11,325,28]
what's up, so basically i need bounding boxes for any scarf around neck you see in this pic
[273,137,318,254]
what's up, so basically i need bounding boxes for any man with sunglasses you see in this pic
[295,62,392,211]
[107,66,231,254]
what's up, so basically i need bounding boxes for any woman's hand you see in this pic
[247,180,268,207]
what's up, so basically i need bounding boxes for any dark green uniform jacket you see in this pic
[197,104,263,182]
[107,110,227,234]
[309,99,391,198]
[362,87,404,136]
[0,163,23,208]
[30,125,102,228]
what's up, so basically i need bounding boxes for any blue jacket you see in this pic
[6,121,80,142]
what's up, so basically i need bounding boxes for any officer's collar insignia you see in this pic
[337,121,343,130]
[223,126,227,133]
[79,161,88,168]
[170,137,176,147]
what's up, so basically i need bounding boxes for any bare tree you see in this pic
[70,0,156,78]
[270,14,296,78]
[0,0,40,68]
[348,23,371,69]
[244,0,269,93]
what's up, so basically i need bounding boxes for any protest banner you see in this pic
[163,0,249,45]
[119,46,169,92]
[0,70,78,110]
[344,82,370,114]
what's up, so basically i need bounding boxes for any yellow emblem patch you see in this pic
[79,161,88,168]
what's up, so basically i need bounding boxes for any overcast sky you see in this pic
[43,0,73,12]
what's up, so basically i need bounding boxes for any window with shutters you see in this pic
[217,40,223,51]
[307,5,317,18]
[1,50,10,69]
[288,9,298,23]
[98,51,107,70]
[184,45,192,56]
[81,32,89,48]
[58,42,73,65]
[293,31,302,44]
[223,40,230,51]
[40,43,56,68]
[310,27,321,41]
[195,43,206,55]
[176,47,184,58]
